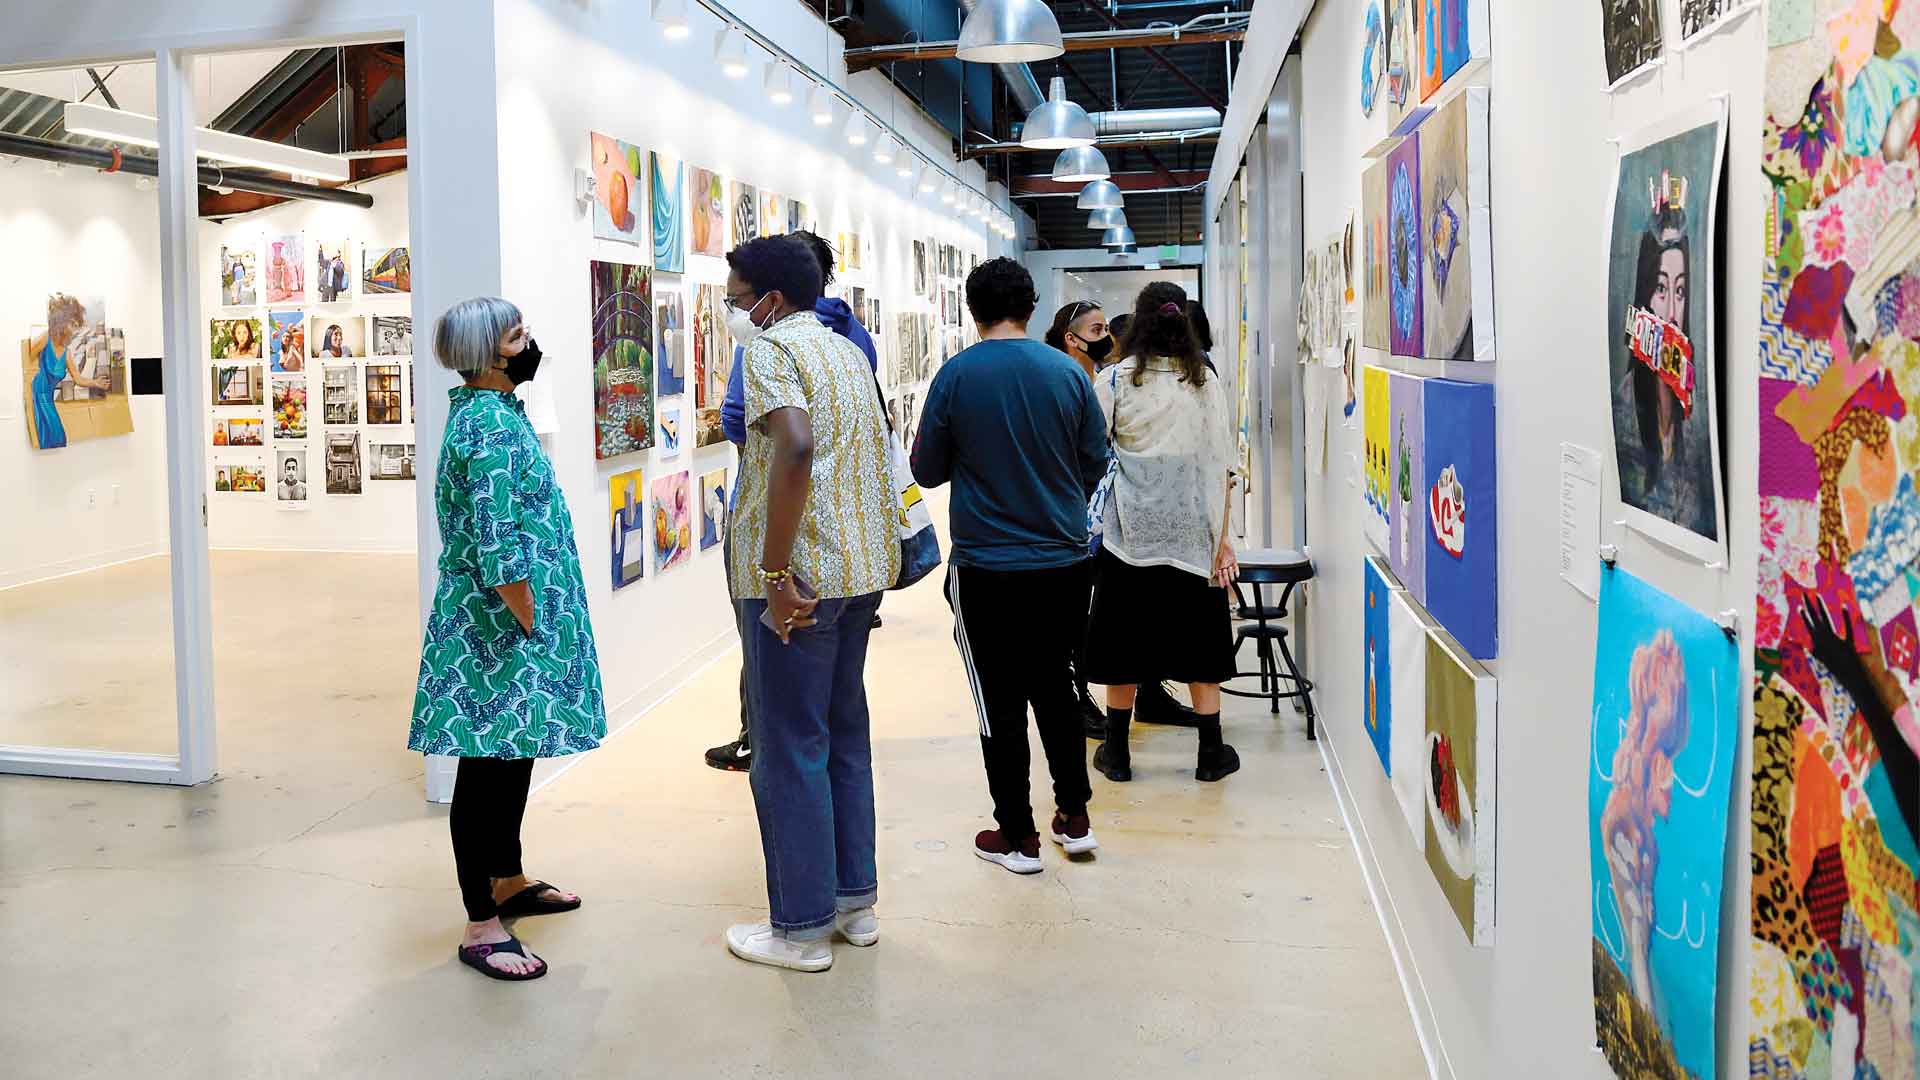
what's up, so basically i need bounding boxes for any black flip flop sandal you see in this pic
[458,935,547,981]
[496,880,582,918]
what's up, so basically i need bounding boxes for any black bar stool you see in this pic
[1222,548,1318,738]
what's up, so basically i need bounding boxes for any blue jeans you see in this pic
[741,590,884,940]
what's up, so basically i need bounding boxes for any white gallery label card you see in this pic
[1560,442,1603,601]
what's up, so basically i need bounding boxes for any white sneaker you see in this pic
[837,908,879,947]
[725,922,833,972]
[974,829,1045,875]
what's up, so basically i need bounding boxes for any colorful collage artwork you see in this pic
[1589,566,1736,1080]
[1752,11,1920,1076]
[591,260,655,459]
[1606,100,1727,564]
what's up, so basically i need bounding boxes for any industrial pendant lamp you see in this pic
[956,0,1064,63]
[1087,206,1127,230]
[1112,243,1138,254]
[1051,144,1110,183]
[1020,77,1095,149]
[1101,225,1137,247]
[1076,178,1124,210]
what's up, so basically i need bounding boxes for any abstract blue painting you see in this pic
[1363,555,1397,776]
[1421,377,1495,658]
[651,150,685,274]
[1589,566,1736,1080]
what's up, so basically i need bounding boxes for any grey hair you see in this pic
[434,296,523,375]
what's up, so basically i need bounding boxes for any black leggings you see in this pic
[450,756,535,922]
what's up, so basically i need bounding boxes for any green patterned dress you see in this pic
[409,386,606,758]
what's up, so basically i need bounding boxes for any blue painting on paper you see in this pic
[1363,555,1396,775]
[1420,377,1495,658]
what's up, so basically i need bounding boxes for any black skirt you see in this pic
[1081,547,1237,686]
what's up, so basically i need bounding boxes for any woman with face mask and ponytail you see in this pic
[1045,300,1113,379]
[410,297,607,982]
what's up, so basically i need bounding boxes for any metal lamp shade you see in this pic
[1020,77,1095,150]
[1101,226,1137,247]
[1112,244,1138,254]
[1051,145,1110,183]
[956,0,1065,63]
[1076,178,1124,210]
[1087,207,1127,230]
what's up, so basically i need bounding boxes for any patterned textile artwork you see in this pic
[1752,4,1920,1077]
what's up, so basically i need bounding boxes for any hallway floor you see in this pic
[0,549,1424,1078]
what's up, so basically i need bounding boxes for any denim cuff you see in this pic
[835,887,878,912]
[777,913,837,943]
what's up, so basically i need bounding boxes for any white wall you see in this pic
[490,0,1005,731]
[1286,2,1761,1078]
[0,162,172,589]
[201,171,418,553]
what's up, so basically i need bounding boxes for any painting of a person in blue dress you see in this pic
[28,294,110,451]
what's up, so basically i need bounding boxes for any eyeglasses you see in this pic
[725,291,759,312]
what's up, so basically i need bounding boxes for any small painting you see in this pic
[789,200,810,234]
[1363,555,1397,776]
[1386,589,1431,847]
[361,245,411,295]
[371,315,412,356]
[690,166,725,258]
[212,364,263,407]
[322,364,359,425]
[657,289,686,397]
[591,259,655,459]
[591,132,644,245]
[312,238,353,303]
[700,467,727,550]
[1416,88,1492,361]
[761,190,786,237]
[271,375,308,440]
[1423,626,1496,943]
[1363,364,1391,550]
[1362,158,1390,351]
[658,399,684,458]
[1387,132,1423,358]
[275,448,309,506]
[652,470,692,574]
[1421,377,1496,659]
[1418,0,1486,102]
[1600,0,1664,86]
[692,283,729,448]
[1605,100,1727,563]
[219,241,257,306]
[265,234,304,303]
[369,442,415,480]
[308,315,366,361]
[210,318,263,360]
[268,311,305,372]
[610,466,646,590]
[1388,370,1426,603]
[1589,566,1737,1080]
[365,363,404,425]
[651,150,685,273]
[324,431,363,495]
[731,180,760,245]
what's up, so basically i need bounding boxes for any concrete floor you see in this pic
[0,546,1424,1079]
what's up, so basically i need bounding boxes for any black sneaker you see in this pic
[1137,681,1199,727]
[704,739,751,773]
[1196,743,1241,783]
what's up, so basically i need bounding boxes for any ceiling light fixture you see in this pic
[63,101,351,182]
[1051,144,1110,183]
[1020,77,1095,150]
[1101,225,1137,248]
[652,0,691,40]
[1087,207,1127,229]
[956,0,1065,63]
[763,63,793,105]
[1076,178,1124,210]
[714,27,750,78]
[873,134,895,165]
[917,162,938,193]
[808,84,836,126]
[941,181,959,206]
[896,150,915,179]
[845,112,870,147]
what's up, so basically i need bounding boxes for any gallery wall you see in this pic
[1287,1,1761,1077]
[485,0,1010,738]
[0,163,172,590]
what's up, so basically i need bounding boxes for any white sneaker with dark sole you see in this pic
[837,908,879,947]
[726,922,832,972]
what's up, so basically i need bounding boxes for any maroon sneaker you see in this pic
[1049,812,1099,855]
[973,828,1044,875]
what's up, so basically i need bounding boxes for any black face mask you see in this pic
[502,337,543,385]
[1082,335,1114,363]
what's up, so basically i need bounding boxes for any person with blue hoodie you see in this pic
[704,231,879,773]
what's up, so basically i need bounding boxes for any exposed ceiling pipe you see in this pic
[970,123,1221,158]
[844,21,1247,70]
[1009,107,1220,143]
[0,131,374,209]
[956,0,1045,112]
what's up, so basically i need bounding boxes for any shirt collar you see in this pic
[449,384,526,412]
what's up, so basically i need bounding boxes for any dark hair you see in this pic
[790,230,837,288]
[1186,300,1213,352]
[726,236,823,312]
[965,257,1038,326]
[1108,313,1132,354]
[1044,301,1100,352]
[1125,281,1206,386]
[1629,205,1689,488]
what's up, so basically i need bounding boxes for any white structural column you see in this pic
[154,46,217,784]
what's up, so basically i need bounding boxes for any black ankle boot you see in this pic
[1094,706,1133,782]
[1194,713,1239,782]
[1136,680,1199,727]
[1077,680,1105,738]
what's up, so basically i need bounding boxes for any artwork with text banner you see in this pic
[1389,370,1426,600]
[1423,625,1495,943]
[591,132,644,245]
[692,283,728,447]
[609,466,646,590]
[591,260,655,459]
[1363,555,1398,776]
[1606,99,1727,564]
[651,150,685,273]
[23,295,132,450]
[1589,566,1736,1080]
[1750,9,1920,1075]
[1421,377,1496,659]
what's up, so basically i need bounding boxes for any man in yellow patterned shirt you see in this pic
[722,235,899,974]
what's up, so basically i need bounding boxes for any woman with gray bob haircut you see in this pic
[408,296,608,981]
